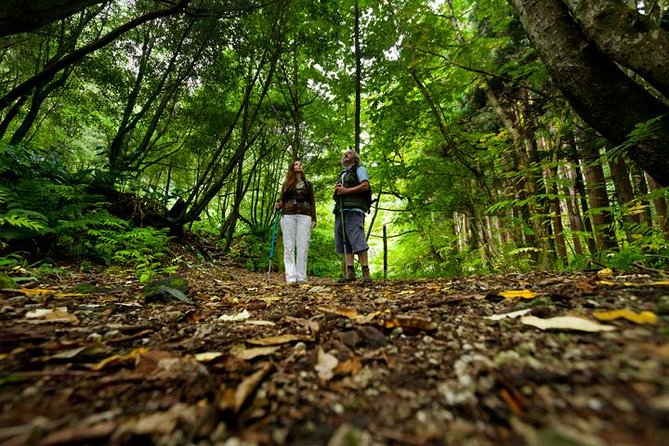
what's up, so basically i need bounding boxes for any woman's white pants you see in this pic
[280,214,312,283]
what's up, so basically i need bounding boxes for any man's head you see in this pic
[341,149,360,167]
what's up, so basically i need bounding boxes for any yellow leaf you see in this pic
[597,268,614,278]
[597,280,616,286]
[18,288,84,298]
[89,347,149,371]
[593,309,659,325]
[649,280,669,286]
[194,352,224,362]
[499,289,537,299]
[246,334,313,346]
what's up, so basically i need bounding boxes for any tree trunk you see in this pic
[558,162,585,257]
[354,0,361,153]
[576,130,618,252]
[562,0,669,98]
[607,155,641,243]
[508,0,669,186]
[546,163,568,263]
[646,174,669,237]
[0,0,106,36]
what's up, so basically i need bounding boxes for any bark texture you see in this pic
[0,0,106,36]
[508,0,669,186]
[563,0,669,98]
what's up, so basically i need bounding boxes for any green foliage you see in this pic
[0,273,17,289]
[89,226,177,282]
[1,0,668,281]
[606,115,665,161]
[307,224,342,278]
[387,231,465,279]
[226,226,274,272]
[603,247,646,271]
[604,229,669,271]
[493,245,539,273]
[226,216,341,278]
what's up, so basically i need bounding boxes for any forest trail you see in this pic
[1,261,668,445]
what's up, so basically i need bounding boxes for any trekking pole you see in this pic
[267,208,280,280]
[339,194,348,276]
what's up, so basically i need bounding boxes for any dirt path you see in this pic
[1,263,668,445]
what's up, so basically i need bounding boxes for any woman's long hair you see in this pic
[281,160,307,194]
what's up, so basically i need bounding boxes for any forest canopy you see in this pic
[1,0,668,280]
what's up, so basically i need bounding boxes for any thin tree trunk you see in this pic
[576,130,618,252]
[353,0,361,153]
[558,162,585,256]
[546,163,568,263]
[646,174,669,237]
[607,155,641,243]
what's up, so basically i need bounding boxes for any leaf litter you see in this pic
[0,262,668,445]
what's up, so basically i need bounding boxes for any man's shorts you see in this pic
[334,211,368,254]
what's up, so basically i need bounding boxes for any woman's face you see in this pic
[293,161,303,172]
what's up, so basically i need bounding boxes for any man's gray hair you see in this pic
[346,149,361,164]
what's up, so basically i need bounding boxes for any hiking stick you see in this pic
[339,194,348,274]
[267,208,280,280]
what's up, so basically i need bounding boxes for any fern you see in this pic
[0,208,49,240]
[87,226,175,281]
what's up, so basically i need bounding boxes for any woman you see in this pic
[275,160,317,284]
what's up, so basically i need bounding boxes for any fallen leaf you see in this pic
[243,320,276,326]
[335,357,361,376]
[486,309,532,321]
[593,309,658,325]
[235,346,280,360]
[521,315,615,332]
[194,352,224,363]
[218,309,251,322]
[235,363,273,411]
[316,305,358,319]
[246,334,313,346]
[51,346,88,360]
[18,288,84,298]
[636,343,669,360]
[25,307,79,324]
[315,348,338,382]
[384,314,436,331]
[88,347,149,371]
[499,290,538,299]
[597,268,613,278]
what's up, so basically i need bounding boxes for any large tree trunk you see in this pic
[508,0,669,186]
[0,0,106,36]
[562,0,669,98]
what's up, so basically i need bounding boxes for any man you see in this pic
[333,149,372,283]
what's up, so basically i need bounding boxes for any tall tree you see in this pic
[508,0,669,186]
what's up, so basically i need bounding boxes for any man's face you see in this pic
[341,151,354,166]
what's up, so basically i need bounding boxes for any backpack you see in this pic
[339,165,374,213]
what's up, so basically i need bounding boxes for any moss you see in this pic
[0,273,18,289]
